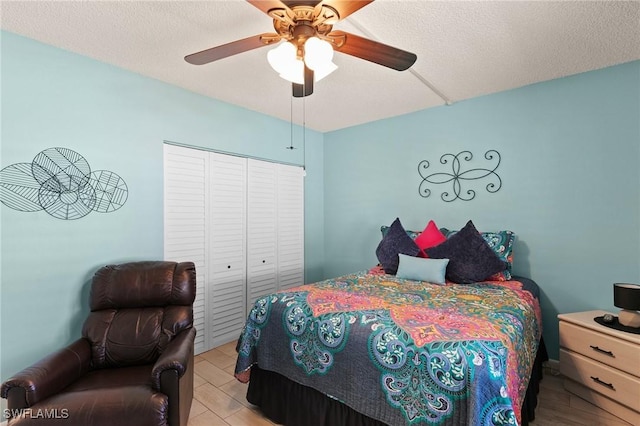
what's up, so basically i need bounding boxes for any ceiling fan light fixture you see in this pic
[267,41,298,75]
[304,37,337,81]
[268,38,337,84]
[303,37,332,69]
[268,41,305,84]
[279,59,305,84]
[311,60,337,82]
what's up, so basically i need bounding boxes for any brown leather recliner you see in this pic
[1,261,197,426]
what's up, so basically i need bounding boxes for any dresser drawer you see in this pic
[564,379,640,426]
[559,320,640,377]
[560,349,640,412]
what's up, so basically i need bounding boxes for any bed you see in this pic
[234,219,547,425]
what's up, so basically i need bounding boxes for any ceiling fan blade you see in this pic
[322,0,374,19]
[292,66,314,97]
[246,0,290,15]
[330,30,417,71]
[185,34,276,65]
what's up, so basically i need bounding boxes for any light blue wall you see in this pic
[323,61,640,359]
[2,29,639,382]
[0,31,325,380]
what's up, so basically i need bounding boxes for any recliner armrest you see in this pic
[0,338,92,407]
[151,327,196,390]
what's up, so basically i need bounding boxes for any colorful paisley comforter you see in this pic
[235,272,542,426]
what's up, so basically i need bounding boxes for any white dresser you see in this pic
[558,310,640,425]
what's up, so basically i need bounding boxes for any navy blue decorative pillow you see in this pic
[376,218,420,275]
[380,225,421,240]
[426,220,506,283]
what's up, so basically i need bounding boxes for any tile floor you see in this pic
[189,341,277,426]
[190,341,633,426]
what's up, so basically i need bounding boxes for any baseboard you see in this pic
[543,358,561,376]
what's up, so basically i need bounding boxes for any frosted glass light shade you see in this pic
[304,37,333,69]
[267,38,337,84]
[304,37,337,81]
[279,59,305,84]
[267,42,297,75]
[312,61,338,81]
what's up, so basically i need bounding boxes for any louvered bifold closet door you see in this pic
[163,144,210,354]
[209,153,247,348]
[246,159,278,312]
[277,164,305,290]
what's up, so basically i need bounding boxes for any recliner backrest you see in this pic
[82,261,196,369]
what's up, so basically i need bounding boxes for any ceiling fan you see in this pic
[184,0,417,97]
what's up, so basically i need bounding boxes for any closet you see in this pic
[163,144,304,354]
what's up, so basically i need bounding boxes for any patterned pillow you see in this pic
[427,220,506,283]
[441,227,515,281]
[376,218,420,275]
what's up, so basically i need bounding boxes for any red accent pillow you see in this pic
[414,220,447,258]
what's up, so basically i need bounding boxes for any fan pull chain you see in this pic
[287,95,295,150]
[286,84,306,171]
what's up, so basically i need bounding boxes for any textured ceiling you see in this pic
[1,1,639,132]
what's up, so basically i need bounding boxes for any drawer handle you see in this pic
[589,345,614,357]
[590,376,615,391]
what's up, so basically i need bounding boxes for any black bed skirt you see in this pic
[247,338,549,426]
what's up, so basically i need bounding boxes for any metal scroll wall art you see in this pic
[0,147,128,220]
[418,150,502,202]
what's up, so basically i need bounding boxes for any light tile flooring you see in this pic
[190,342,633,426]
